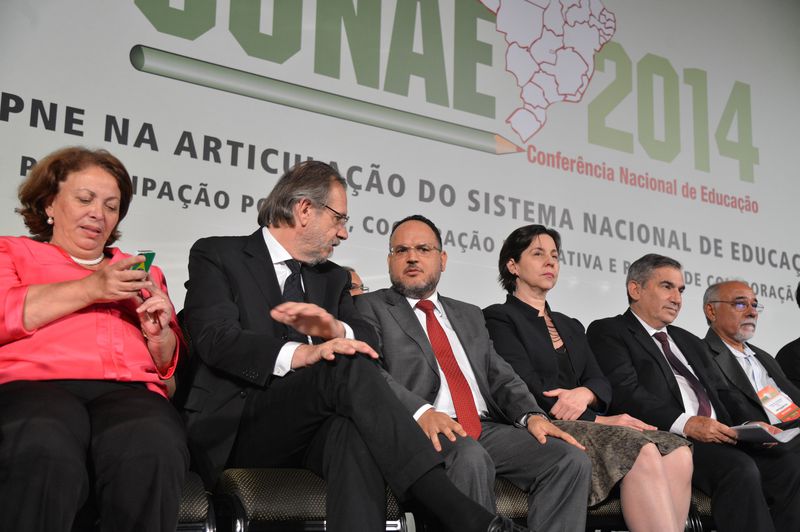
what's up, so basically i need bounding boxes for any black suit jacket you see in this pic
[483,295,611,421]
[704,328,800,426]
[180,230,376,483]
[586,309,731,431]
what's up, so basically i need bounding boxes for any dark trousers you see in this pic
[692,440,800,532]
[0,380,189,532]
[748,443,800,531]
[228,355,443,532]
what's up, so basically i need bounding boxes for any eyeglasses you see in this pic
[323,204,349,226]
[389,244,441,257]
[350,282,369,292]
[708,300,764,313]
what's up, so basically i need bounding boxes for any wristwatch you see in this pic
[519,412,548,427]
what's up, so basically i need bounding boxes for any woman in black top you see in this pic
[484,224,692,532]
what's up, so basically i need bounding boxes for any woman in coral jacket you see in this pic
[0,147,188,532]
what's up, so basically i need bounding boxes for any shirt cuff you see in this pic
[155,329,182,379]
[2,285,36,342]
[670,413,691,436]
[341,321,354,339]
[413,404,434,421]
[274,342,302,376]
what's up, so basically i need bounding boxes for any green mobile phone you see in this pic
[131,250,156,272]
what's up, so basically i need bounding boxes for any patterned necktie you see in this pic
[416,299,482,439]
[282,259,306,343]
[653,332,712,416]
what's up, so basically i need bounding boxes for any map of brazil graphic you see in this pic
[482,0,616,142]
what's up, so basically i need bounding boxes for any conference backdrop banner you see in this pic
[1,0,798,353]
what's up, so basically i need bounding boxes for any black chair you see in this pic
[213,468,409,532]
[178,471,217,532]
[494,477,714,532]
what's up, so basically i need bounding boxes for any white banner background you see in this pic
[1,0,798,353]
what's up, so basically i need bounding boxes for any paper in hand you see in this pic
[732,423,800,444]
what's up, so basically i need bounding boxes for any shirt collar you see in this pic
[630,308,667,336]
[724,340,756,359]
[262,226,293,265]
[406,292,442,313]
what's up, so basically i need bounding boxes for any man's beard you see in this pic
[733,322,757,343]
[391,277,439,299]
[305,245,334,266]
[300,231,339,266]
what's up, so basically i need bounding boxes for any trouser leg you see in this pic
[230,356,442,529]
[232,355,441,493]
[750,446,800,532]
[436,434,496,512]
[479,422,591,532]
[0,381,91,532]
[691,441,775,532]
[305,415,386,532]
[88,387,189,532]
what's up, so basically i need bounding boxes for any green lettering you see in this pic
[588,42,634,153]
[684,68,711,172]
[135,0,215,40]
[453,0,494,118]
[314,0,381,88]
[384,0,448,106]
[230,0,301,63]
[715,81,759,182]
[637,53,680,162]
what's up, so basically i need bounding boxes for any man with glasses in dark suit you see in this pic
[181,161,527,532]
[587,254,800,532]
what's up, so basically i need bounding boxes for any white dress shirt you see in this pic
[727,342,782,424]
[262,227,354,376]
[631,311,717,436]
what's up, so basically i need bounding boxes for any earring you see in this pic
[46,216,54,225]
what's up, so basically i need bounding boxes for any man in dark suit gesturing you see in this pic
[586,254,788,532]
[182,162,523,532]
[355,215,591,532]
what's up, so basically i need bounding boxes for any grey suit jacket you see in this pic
[704,328,800,425]
[355,288,544,424]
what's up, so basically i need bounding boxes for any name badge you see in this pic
[758,385,800,422]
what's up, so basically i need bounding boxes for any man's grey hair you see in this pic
[626,253,682,304]
[257,161,346,227]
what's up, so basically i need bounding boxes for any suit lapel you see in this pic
[440,296,485,375]
[623,310,684,406]
[385,290,439,375]
[705,330,760,404]
[243,230,283,311]
[439,295,497,413]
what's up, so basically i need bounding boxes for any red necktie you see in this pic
[416,299,482,439]
[653,332,712,417]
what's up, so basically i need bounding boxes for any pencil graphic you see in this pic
[129,45,523,156]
